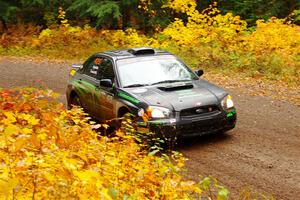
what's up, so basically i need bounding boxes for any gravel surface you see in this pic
[1,57,299,199]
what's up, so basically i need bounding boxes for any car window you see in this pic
[83,57,101,78]
[98,58,115,81]
[116,55,198,87]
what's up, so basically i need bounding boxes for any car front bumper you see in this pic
[138,108,236,138]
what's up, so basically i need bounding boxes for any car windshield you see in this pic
[117,55,198,87]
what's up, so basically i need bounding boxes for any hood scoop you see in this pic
[157,82,194,91]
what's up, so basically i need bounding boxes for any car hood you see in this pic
[123,79,227,111]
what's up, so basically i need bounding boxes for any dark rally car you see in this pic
[66,47,236,137]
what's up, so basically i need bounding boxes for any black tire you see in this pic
[69,94,82,108]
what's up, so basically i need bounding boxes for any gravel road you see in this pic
[0,57,299,199]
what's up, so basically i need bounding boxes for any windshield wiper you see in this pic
[151,79,191,85]
[123,83,150,88]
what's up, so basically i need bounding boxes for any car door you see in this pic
[93,56,115,120]
[75,57,99,114]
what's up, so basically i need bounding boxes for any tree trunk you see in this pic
[0,17,8,34]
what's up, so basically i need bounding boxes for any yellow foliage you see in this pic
[39,28,53,39]
[245,18,300,57]
[58,7,69,27]
[161,2,247,48]
[163,0,197,14]
[0,88,209,199]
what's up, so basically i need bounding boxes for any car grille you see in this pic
[177,119,227,136]
[180,105,220,119]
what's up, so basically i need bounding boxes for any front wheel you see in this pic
[69,94,82,109]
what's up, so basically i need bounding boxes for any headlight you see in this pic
[221,95,234,110]
[147,106,170,119]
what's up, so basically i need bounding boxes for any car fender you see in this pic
[115,98,140,117]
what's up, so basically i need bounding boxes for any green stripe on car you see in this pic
[117,91,140,104]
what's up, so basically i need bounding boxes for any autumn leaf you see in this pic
[21,127,32,134]
[0,178,19,195]
[4,124,20,137]
[13,138,28,151]
[2,111,17,124]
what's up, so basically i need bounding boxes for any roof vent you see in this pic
[128,47,155,55]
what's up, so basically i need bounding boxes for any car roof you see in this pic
[94,47,173,60]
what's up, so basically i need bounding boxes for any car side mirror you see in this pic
[195,69,204,77]
[99,79,113,88]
